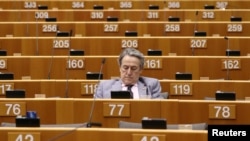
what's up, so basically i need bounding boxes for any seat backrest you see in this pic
[1,122,87,128]
[118,121,207,130]
[118,121,142,129]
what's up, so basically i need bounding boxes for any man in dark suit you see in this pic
[95,48,163,99]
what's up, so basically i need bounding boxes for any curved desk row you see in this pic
[0,9,250,22]
[0,127,207,141]
[0,0,249,10]
[0,21,249,37]
[0,98,249,126]
[0,79,249,100]
[0,36,249,56]
[0,56,249,80]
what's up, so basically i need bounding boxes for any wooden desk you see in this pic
[0,9,250,22]
[0,98,74,124]
[0,127,207,141]
[0,79,250,100]
[0,21,249,37]
[1,80,250,100]
[0,0,249,10]
[161,100,250,125]
[1,98,250,126]
[0,56,249,80]
[0,36,250,56]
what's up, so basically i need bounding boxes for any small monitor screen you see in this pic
[6,89,25,98]
[147,50,162,56]
[111,91,132,99]
[175,73,192,80]
[86,72,103,80]
[215,92,236,100]
[0,73,14,80]
[142,118,167,129]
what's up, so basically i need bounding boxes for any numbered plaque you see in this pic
[42,24,57,33]
[0,58,7,69]
[8,132,40,141]
[67,58,85,69]
[147,11,159,19]
[72,1,85,9]
[53,39,70,48]
[81,82,98,95]
[133,134,165,141]
[227,24,243,32]
[167,1,180,9]
[202,11,215,19]
[170,83,193,95]
[190,39,207,48]
[144,58,162,69]
[24,1,37,9]
[216,2,228,9]
[0,102,26,116]
[104,24,119,32]
[91,11,104,19]
[120,1,133,9]
[165,24,180,32]
[0,83,14,95]
[221,59,241,70]
[103,102,130,117]
[35,11,49,19]
[209,104,236,119]
[121,39,138,48]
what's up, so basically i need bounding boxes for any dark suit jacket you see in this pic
[95,76,163,99]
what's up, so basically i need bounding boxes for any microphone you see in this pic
[65,29,73,98]
[224,36,230,80]
[192,11,199,56]
[193,11,199,33]
[224,36,229,54]
[87,58,105,127]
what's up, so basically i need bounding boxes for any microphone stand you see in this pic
[225,36,230,80]
[192,11,199,56]
[47,29,60,79]
[87,58,105,128]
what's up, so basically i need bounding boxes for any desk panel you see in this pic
[0,127,207,141]
[161,100,250,124]
[0,21,249,37]
[0,56,249,80]
[1,99,250,126]
[0,0,250,10]
[0,9,250,22]
[1,37,250,56]
[1,80,250,100]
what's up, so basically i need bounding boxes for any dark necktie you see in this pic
[126,85,133,98]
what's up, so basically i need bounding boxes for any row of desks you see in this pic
[0,9,249,22]
[0,0,248,10]
[0,36,249,56]
[0,21,248,37]
[0,56,249,80]
[0,98,249,126]
[0,79,250,99]
[0,127,207,141]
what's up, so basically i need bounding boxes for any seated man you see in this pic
[95,48,163,99]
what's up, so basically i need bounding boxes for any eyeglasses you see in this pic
[121,65,139,72]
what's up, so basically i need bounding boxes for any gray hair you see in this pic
[118,48,145,69]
